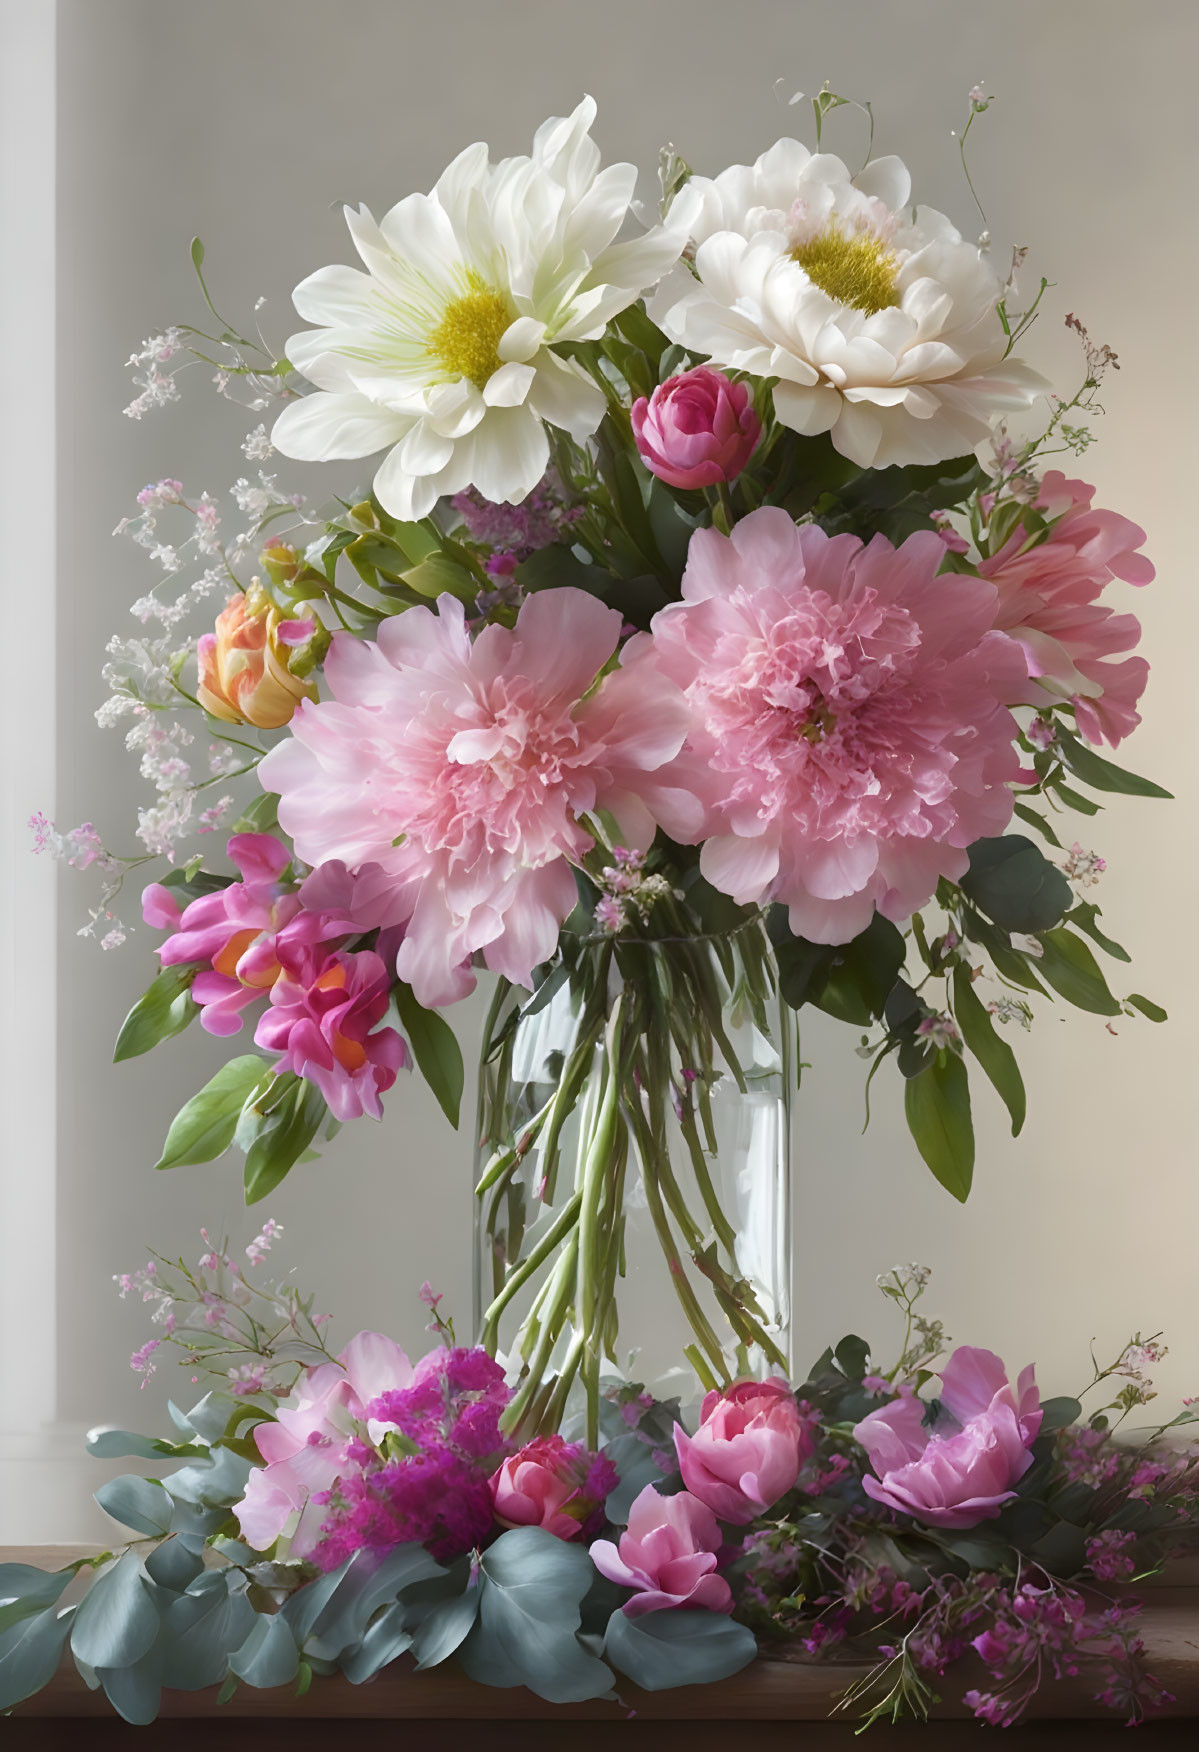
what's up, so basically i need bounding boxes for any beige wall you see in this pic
[25,0,1199,1533]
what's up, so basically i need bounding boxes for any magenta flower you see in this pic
[631,367,761,490]
[852,1345,1042,1530]
[978,470,1153,747]
[258,590,691,1007]
[142,833,355,1036]
[673,1377,811,1524]
[234,1330,414,1558]
[254,944,407,1122]
[621,508,1027,943]
[590,1483,733,1617]
[490,1433,619,1542]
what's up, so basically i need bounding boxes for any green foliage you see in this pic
[769,909,905,1025]
[1036,928,1121,1016]
[457,1528,614,1703]
[154,1055,272,1171]
[604,1608,757,1691]
[394,983,465,1128]
[240,1076,328,1202]
[952,965,1025,1136]
[1054,726,1172,799]
[959,836,1072,933]
[903,1052,974,1201]
[113,966,198,1062]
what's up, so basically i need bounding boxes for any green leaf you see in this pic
[904,1052,974,1201]
[834,1334,871,1381]
[960,836,1072,933]
[1038,1396,1082,1434]
[338,1603,412,1684]
[817,914,907,1025]
[457,1528,613,1703]
[0,1603,74,1711]
[952,965,1026,1136]
[144,1541,205,1593]
[86,1427,202,1461]
[160,1576,255,1691]
[228,1612,299,1689]
[394,984,464,1128]
[1055,726,1172,799]
[113,966,198,1062]
[94,1475,173,1538]
[604,1608,757,1691]
[1012,801,1063,848]
[190,237,205,270]
[242,1078,328,1203]
[71,1554,159,1670]
[154,1056,272,1171]
[400,553,479,603]
[1066,902,1130,963]
[0,1565,74,1612]
[1036,928,1122,1016]
[408,1583,480,1671]
[1127,992,1168,1023]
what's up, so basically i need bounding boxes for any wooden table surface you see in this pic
[6,1546,1199,1746]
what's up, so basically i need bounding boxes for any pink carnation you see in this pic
[979,471,1153,747]
[622,509,1026,943]
[853,1345,1042,1530]
[234,1331,413,1558]
[259,590,691,1007]
[254,944,407,1121]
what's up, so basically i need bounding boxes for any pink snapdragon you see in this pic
[622,509,1025,944]
[234,1330,414,1558]
[490,1433,619,1542]
[673,1378,811,1524]
[142,833,354,1036]
[978,471,1153,747]
[590,1483,733,1617]
[631,367,761,490]
[259,590,691,1008]
[853,1346,1042,1529]
[254,944,407,1122]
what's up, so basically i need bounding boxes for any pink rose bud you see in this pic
[853,1346,1043,1531]
[672,1377,810,1524]
[489,1433,618,1542]
[631,366,761,490]
[589,1484,733,1617]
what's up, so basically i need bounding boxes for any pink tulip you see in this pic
[489,1434,618,1542]
[853,1346,1043,1530]
[631,367,761,490]
[589,1484,733,1617]
[673,1377,811,1524]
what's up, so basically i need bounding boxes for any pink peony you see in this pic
[631,367,761,490]
[852,1345,1043,1530]
[621,508,1026,943]
[234,1331,413,1558]
[489,1433,619,1542]
[258,590,691,1008]
[590,1483,733,1617]
[142,833,355,1036]
[978,471,1153,748]
[254,943,407,1121]
[673,1377,811,1524]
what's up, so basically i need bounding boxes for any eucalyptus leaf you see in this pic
[98,1647,163,1725]
[71,1553,160,1670]
[228,1611,300,1688]
[94,1475,174,1538]
[0,1565,73,1610]
[409,1584,481,1670]
[339,1604,413,1684]
[181,1391,239,1444]
[604,1607,757,1691]
[0,1603,74,1711]
[602,1434,671,1525]
[160,1576,256,1690]
[86,1426,200,1461]
[144,1540,206,1592]
[457,1528,613,1703]
[113,966,197,1063]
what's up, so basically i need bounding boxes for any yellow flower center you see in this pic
[427,276,513,387]
[792,227,900,315]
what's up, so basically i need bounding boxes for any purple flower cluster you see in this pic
[451,470,580,561]
[311,1346,512,1569]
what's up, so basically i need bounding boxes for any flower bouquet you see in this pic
[16,85,1189,1725]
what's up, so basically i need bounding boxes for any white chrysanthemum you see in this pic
[652,140,1047,469]
[272,98,693,519]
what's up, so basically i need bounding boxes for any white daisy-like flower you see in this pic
[652,139,1047,469]
[271,97,694,520]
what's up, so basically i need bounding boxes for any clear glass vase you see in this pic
[473,922,793,1444]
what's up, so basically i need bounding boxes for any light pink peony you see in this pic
[853,1345,1043,1530]
[254,944,407,1122]
[234,1331,412,1557]
[258,590,691,1007]
[142,833,355,1037]
[631,367,761,489]
[621,508,1026,943]
[590,1483,733,1617]
[673,1377,811,1524]
[489,1433,619,1542]
[978,471,1153,748]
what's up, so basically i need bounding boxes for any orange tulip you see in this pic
[197,583,318,730]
